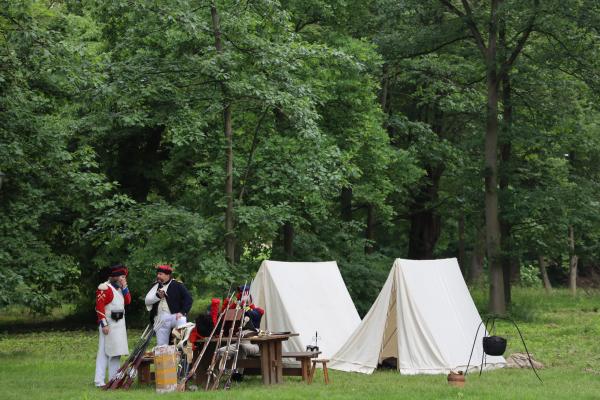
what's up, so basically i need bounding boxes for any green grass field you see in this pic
[1,288,600,399]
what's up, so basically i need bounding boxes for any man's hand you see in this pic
[157,289,166,299]
[175,313,183,320]
[102,326,110,335]
[119,276,127,289]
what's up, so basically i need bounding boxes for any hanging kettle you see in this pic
[483,335,507,356]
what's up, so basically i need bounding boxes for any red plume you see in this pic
[210,298,220,326]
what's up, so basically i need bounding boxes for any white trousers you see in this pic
[217,341,260,373]
[94,326,122,387]
[155,313,187,346]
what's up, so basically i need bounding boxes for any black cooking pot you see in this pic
[483,335,507,356]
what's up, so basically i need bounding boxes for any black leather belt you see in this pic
[111,310,124,321]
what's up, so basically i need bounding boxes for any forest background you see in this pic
[2,0,600,321]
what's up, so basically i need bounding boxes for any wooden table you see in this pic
[197,333,298,385]
[247,333,299,385]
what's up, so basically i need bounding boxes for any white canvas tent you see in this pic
[250,260,361,359]
[330,258,505,374]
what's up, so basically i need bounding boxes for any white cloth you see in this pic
[94,325,122,386]
[218,342,260,358]
[329,258,506,375]
[155,313,187,346]
[250,260,360,359]
[145,280,173,312]
[217,337,259,373]
[145,282,161,311]
[103,284,128,356]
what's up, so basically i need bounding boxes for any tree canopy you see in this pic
[1,0,599,315]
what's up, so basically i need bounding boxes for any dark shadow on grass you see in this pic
[0,312,152,333]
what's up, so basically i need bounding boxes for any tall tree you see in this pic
[209,1,235,263]
[438,0,539,313]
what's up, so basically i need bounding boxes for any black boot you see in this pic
[232,372,244,382]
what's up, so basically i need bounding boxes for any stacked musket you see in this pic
[176,291,236,392]
[222,286,251,390]
[204,297,229,389]
[205,281,249,391]
[212,282,248,390]
[105,319,163,390]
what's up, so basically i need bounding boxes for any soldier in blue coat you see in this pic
[144,264,193,346]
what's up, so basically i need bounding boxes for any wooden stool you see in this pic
[308,359,330,384]
[137,354,155,385]
[282,351,321,382]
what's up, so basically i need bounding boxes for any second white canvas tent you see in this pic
[330,258,506,374]
[250,260,361,359]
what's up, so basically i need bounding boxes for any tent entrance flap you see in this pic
[379,277,398,364]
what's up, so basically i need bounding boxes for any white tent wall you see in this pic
[330,258,506,375]
[250,260,361,359]
[326,268,394,373]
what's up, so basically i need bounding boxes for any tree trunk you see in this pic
[407,205,441,259]
[500,225,512,305]
[380,64,389,114]
[407,167,443,259]
[510,257,521,284]
[498,9,515,308]
[568,225,578,296]
[439,0,538,317]
[114,126,166,202]
[538,256,552,293]
[485,0,505,314]
[211,2,235,264]
[365,203,376,254]
[283,221,294,260]
[341,187,353,222]
[458,213,466,277]
[223,101,235,264]
[470,231,486,285]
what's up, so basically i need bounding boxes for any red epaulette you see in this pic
[210,298,220,326]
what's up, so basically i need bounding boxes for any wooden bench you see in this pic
[138,349,322,385]
[282,351,321,382]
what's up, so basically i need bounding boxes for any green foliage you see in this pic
[337,252,391,317]
[2,0,600,315]
[88,202,233,306]
[519,264,542,288]
[0,1,117,311]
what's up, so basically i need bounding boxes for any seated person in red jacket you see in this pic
[189,298,221,349]
[214,285,264,382]
[190,286,264,349]
[221,285,264,328]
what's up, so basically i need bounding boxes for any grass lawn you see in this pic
[1,288,600,399]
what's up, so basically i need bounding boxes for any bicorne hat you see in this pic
[109,264,128,277]
[156,264,173,275]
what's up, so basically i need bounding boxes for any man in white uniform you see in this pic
[94,264,131,388]
[145,264,193,346]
